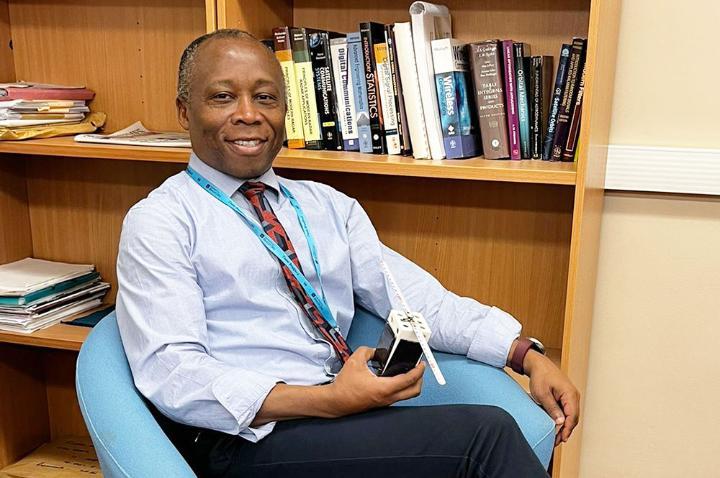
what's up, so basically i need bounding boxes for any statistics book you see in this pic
[359,22,386,154]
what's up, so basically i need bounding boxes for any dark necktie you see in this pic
[240,181,351,363]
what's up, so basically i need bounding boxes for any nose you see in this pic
[230,95,262,125]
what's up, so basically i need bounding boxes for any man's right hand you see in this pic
[322,346,425,418]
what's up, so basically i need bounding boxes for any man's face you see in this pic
[177,38,286,179]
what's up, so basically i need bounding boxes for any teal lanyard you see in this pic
[186,166,336,329]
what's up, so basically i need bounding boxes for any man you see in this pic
[116,29,579,477]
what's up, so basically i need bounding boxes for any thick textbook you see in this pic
[347,31,374,153]
[273,27,305,149]
[330,37,360,151]
[431,38,480,159]
[467,40,509,160]
[309,31,344,151]
[291,27,323,150]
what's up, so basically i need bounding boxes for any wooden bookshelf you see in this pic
[0,0,620,476]
[0,324,90,352]
[0,137,576,185]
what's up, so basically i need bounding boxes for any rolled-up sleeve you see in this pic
[116,203,279,441]
[345,199,521,368]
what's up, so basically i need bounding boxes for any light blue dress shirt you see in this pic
[116,153,521,442]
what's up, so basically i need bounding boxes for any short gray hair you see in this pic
[177,29,258,103]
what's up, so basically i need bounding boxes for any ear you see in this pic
[176,97,190,131]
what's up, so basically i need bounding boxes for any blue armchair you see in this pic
[76,310,554,477]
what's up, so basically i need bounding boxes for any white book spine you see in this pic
[393,22,430,159]
[410,1,452,160]
[330,38,360,150]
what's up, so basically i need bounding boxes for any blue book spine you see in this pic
[435,71,479,159]
[542,44,571,160]
[347,32,373,153]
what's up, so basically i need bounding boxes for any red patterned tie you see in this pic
[240,182,351,363]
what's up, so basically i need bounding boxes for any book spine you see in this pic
[501,40,520,160]
[371,23,401,155]
[432,38,480,159]
[514,42,531,159]
[309,31,343,151]
[360,22,386,154]
[273,27,305,149]
[386,24,412,156]
[330,37,360,151]
[562,62,586,161]
[530,56,542,159]
[542,44,571,160]
[468,40,509,160]
[551,38,587,161]
[347,32,373,153]
[290,28,323,150]
[393,22,430,159]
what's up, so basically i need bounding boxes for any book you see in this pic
[467,40,509,160]
[514,42,531,159]
[0,82,95,101]
[386,24,412,156]
[290,27,323,150]
[308,31,344,151]
[347,31,374,153]
[501,40,520,160]
[562,62,586,162]
[551,37,587,161]
[359,22,386,154]
[410,1,452,160]
[273,27,305,149]
[0,282,109,318]
[0,272,99,307]
[542,43,571,160]
[431,38,480,159]
[530,56,553,159]
[75,121,190,148]
[367,22,401,155]
[330,37,360,151]
[393,22,430,159]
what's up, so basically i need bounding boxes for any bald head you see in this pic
[177,29,283,104]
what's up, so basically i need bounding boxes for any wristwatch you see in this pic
[510,337,546,375]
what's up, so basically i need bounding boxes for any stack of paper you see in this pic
[0,83,95,128]
[0,258,110,334]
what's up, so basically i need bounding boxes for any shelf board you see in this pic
[0,136,577,185]
[0,323,90,351]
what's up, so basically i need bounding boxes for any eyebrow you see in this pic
[207,79,279,90]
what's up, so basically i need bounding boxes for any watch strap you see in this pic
[510,337,535,375]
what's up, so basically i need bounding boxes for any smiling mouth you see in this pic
[231,139,264,147]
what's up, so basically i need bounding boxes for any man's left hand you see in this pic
[523,351,580,446]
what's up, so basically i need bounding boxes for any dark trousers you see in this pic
[156,404,549,478]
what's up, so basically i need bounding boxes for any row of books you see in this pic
[0,83,95,130]
[0,258,109,334]
[268,3,586,161]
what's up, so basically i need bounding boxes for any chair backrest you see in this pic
[76,312,196,478]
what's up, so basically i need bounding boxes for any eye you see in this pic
[211,92,234,102]
[256,93,279,104]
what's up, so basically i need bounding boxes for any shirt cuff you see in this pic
[467,306,521,368]
[211,368,281,438]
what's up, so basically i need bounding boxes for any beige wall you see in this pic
[579,1,720,476]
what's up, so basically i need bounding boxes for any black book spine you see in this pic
[530,56,542,159]
[309,31,343,151]
[386,24,412,156]
[562,62,586,162]
[360,22,386,154]
[551,38,586,161]
[542,44,571,160]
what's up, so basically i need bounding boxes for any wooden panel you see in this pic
[0,0,14,82]
[280,170,574,348]
[293,0,590,57]
[0,158,32,264]
[8,0,207,132]
[26,157,184,302]
[0,323,90,351]
[0,345,50,468]
[44,350,88,439]
[218,0,293,38]
[0,138,576,185]
[555,0,621,476]
[205,0,217,32]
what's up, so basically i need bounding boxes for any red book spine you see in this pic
[501,40,520,160]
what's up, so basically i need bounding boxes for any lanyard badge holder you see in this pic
[374,261,446,385]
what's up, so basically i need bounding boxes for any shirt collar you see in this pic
[188,152,281,197]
